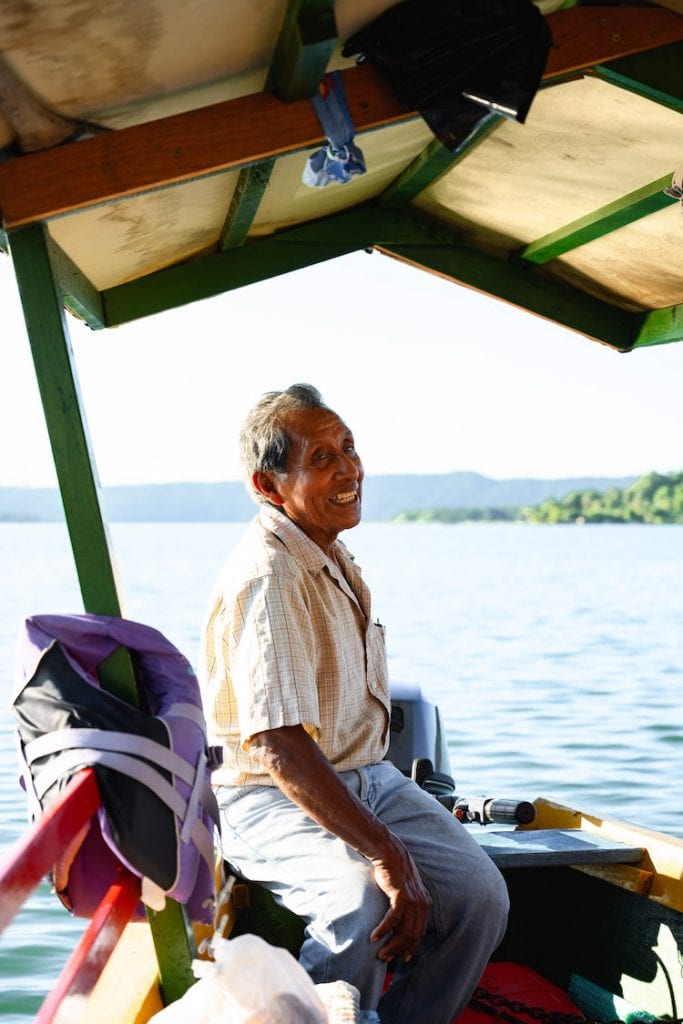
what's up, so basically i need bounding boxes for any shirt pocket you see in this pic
[366,620,390,710]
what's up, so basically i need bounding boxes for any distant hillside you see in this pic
[0,473,637,523]
[361,472,636,521]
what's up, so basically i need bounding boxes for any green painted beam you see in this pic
[267,0,337,101]
[518,174,677,265]
[104,204,638,351]
[146,903,198,1006]
[632,304,683,348]
[7,222,197,1003]
[219,0,337,251]
[379,235,634,352]
[46,236,106,329]
[379,113,501,208]
[219,158,276,250]
[7,224,129,620]
[103,206,387,325]
[594,41,683,113]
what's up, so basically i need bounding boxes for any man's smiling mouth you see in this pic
[330,491,359,505]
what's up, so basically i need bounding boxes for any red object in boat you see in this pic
[454,962,585,1024]
[0,768,100,936]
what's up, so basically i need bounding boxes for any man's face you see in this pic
[255,406,364,553]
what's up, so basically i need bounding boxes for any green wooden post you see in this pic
[8,224,126,623]
[267,0,337,101]
[7,222,197,1004]
[219,159,276,250]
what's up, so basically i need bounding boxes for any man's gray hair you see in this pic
[240,383,330,502]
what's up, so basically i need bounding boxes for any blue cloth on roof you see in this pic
[303,71,366,187]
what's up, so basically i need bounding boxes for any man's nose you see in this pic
[334,451,360,477]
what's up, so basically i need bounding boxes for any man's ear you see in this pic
[253,470,285,506]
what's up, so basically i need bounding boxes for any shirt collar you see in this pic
[257,503,361,580]
[257,503,330,574]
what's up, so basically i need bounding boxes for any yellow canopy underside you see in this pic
[1,1,682,315]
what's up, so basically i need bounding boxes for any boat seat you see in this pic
[471,827,645,869]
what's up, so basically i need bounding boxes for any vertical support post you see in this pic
[8,223,124,621]
[7,222,196,1003]
[267,0,337,101]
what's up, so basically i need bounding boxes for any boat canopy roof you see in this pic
[1,0,683,351]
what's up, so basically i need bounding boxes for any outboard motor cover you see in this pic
[388,681,453,779]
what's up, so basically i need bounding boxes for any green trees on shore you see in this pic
[522,471,683,524]
[395,471,683,525]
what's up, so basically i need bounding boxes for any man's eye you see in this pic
[345,445,357,456]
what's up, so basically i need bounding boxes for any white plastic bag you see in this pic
[149,934,328,1024]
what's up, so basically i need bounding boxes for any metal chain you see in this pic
[471,986,683,1024]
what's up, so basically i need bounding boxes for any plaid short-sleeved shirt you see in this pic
[199,504,391,786]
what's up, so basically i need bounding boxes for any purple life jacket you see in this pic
[12,613,219,925]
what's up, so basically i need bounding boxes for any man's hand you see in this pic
[249,724,431,962]
[369,841,432,963]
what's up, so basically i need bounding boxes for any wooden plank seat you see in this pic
[472,828,645,869]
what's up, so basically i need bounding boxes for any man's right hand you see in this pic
[369,838,432,963]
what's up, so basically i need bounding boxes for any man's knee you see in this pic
[471,861,510,945]
[440,852,509,943]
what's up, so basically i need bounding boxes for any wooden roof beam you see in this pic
[517,174,677,266]
[379,114,501,209]
[219,1,337,250]
[220,0,337,251]
[267,0,337,101]
[515,37,683,267]
[101,205,653,351]
[103,206,384,325]
[543,6,683,77]
[0,6,682,231]
[47,235,106,328]
[219,158,276,250]
[633,304,683,348]
[0,65,410,230]
[373,247,634,353]
[593,40,683,112]
[378,218,683,349]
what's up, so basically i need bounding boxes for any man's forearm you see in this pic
[247,723,432,962]
[248,723,392,860]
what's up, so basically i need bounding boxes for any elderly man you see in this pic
[199,384,508,1024]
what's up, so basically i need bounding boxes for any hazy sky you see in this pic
[1,248,683,487]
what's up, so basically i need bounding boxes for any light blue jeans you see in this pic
[218,762,509,1024]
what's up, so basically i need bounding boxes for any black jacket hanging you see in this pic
[342,0,553,150]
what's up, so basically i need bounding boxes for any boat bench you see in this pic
[471,828,645,869]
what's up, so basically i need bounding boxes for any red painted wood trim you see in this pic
[0,64,407,229]
[0,7,681,229]
[544,6,683,77]
[0,768,101,936]
[34,869,141,1024]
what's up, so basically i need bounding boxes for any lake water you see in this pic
[1,520,682,1020]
